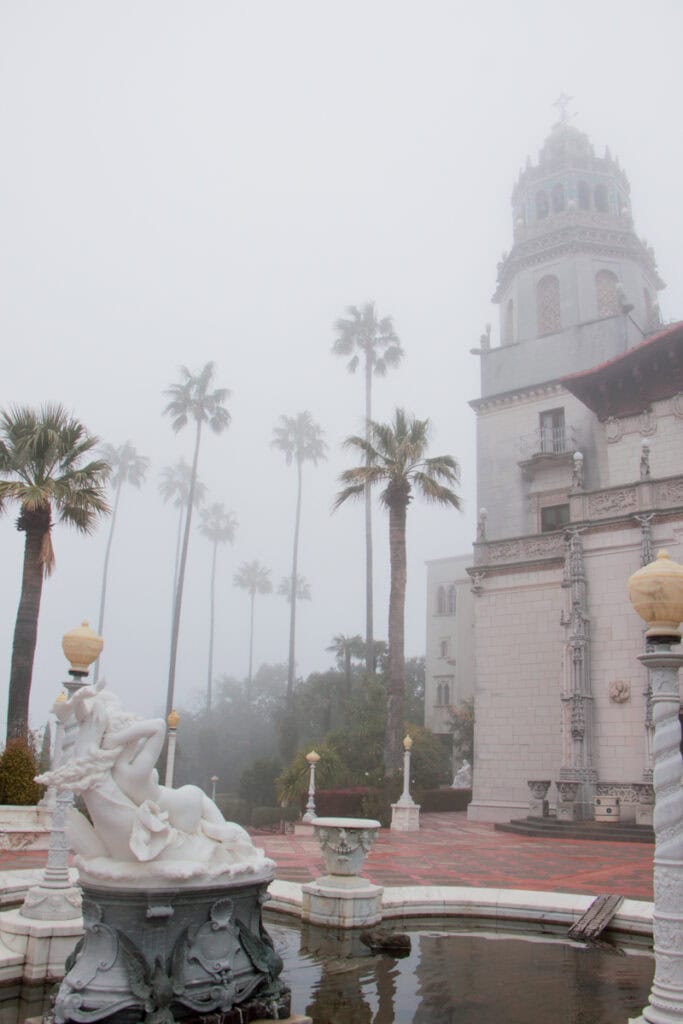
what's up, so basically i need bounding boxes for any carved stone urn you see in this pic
[313,817,380,877]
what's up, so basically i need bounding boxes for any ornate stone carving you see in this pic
[656,478,683,508]
[587,487,637,517]
[476,533,564,567]
[672,393,683,420]
[609,679,631,703]
[314,818,380,877]
[640,409,657,437]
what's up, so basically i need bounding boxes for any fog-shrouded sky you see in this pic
[1,1,682,730]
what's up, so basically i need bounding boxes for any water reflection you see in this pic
[268,919,654,1024]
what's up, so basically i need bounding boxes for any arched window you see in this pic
[443,682,450,706]
[437,683,444,706]
[536,190,549,219]
[578,181,590,210]
[439,639,448,659]
[437,586,446,614]
[594,183,608,212]
[552,183,565,213]
[447,585,457,615]
[505,299,514,344]
[596,269,619,317]
[537,275,561,335]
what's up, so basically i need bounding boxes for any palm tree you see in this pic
[277,574,312,603]
[163,363,231,717]
[199,502,237,710]
[94,441,149,683]
[335,409,460,774]
[0,404,110,739]
[332,303,403,675]
[159,460,208,599]
[272,412,326,703]
[326,633,364,698]
[233,560,272,689]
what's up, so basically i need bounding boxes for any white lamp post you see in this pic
[391,735,421,831]
[165,709,180,787]
[302,750,320,823]
[629,551,683,1024]
[21,622,103,921]
[210,775,219,802]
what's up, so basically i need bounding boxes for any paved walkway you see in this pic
[256,812,655,901]
[0,812,654,901]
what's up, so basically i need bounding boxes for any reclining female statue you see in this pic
[38,682,273,885]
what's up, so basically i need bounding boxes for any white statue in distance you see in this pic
[37,683,274,886]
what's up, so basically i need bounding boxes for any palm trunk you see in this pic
[247,589,256,689]
[94,477,123,684]
[7,520,48,740]
[344,647,352,699]
[166,422,202,718]
[206,539,217,711]
[385,497,408,775]
[364,352,375,674]
[286,457,303,704]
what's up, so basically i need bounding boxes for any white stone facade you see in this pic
[424,555,475,737]
[430,117,683,824]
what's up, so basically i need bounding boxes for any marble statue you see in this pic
[452,759,472,789]
[37,682,273,886]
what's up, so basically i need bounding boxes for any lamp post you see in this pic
[399,735,415,806]
[210,775,219,802]
[21,622,103,921]
[165,709,180,787]
[391,735,421,831]
[628,551,683,1024]
[302,750,320,823]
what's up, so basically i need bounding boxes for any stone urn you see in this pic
[527,780,551,819]
[629,550,683,639]
[312,817,380,877]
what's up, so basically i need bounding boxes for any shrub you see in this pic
[276,743,344,805]
[251,805,283,830]
[239,757,282,808]
[421,788,471,812]
[0,739,42,805]
[215,794,250,826]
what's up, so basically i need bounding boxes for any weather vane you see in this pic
[553,92,574,124]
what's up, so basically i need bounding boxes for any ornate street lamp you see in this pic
[302,750,320,823]
[21,622,103,921]
[628,551,683,1024]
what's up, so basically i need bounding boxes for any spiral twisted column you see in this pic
[631,647,683,1024]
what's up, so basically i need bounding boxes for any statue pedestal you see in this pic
[54,874,291,1024]
[302,875,383,929]
[390,802,421,831]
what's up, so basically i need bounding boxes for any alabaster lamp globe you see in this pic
[306,750,321,765]
[403,735,413,751]
[167,709,180,730]
[628,549,683,640]
[62,621,104,675]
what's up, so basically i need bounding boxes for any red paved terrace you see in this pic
[0,812,653,901]
[255,812,654,901]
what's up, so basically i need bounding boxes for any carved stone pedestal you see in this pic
[556,781,580,822]
[527,781,551,819]
[303,817,382,929]
[54,873,290,1024]
[390,802,420,831]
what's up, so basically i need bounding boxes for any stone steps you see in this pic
[495,817,654,843]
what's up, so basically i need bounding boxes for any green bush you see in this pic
[215,794,250,826]
[239,757,282,808]
[0,739,42,806]
[281,804,300,823]
[251,805,283,829]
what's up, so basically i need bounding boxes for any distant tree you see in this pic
[233,560,273,688]
[94,441,149,682]
[335,409,460,774]
[405,656,426,723]
[162,363,231,717]
[271,412,326,704]
[38,720,52,773]
[0,404,109,739]
[449,697,475,765]
[332,303,403,673]
[326,633,364,698]
[159,459,208,599]
[199,502,237,710]
[277,574,312,604]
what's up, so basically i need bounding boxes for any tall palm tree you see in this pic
[0,404,110,739]
[277,574,312,603]
[332,303,403,674]
[199,502,237,710]
[94,441,149,683]
[335,409,460,774]
[233,560,272,689]
[163,363,231,717]
[326,633,364,698]
[272,412,326,703]
[159,460,208,599]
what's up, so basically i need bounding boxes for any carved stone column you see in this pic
[559,530,596,819]
[630,646,683,1023]
[527,780,551,819]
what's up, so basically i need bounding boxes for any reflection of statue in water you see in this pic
[38,683,272,884]
[451,759,472,789]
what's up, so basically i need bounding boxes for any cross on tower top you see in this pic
[553,92,574,124]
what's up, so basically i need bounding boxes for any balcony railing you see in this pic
[518,424,578,460]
